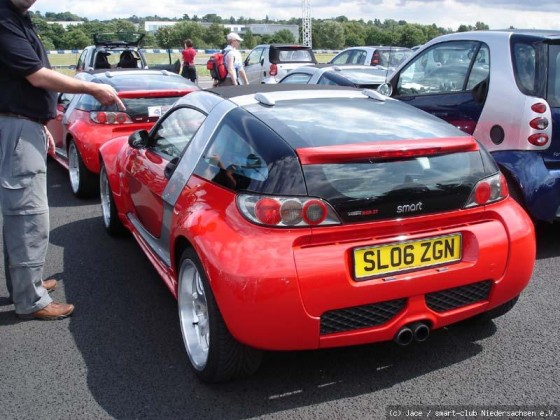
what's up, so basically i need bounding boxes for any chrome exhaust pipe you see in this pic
[411,322,430,342]
[394,326,414,346]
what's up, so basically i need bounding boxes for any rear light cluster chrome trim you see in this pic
[90,111,133,125]
[528,102,550,146]
[425,280,492,312]
[237,194,341,227]
[320,298,407,335]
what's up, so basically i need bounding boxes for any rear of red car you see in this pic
[186,93,535,351]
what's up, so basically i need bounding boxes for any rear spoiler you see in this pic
[117,89,194,99]
[296,136,479,164]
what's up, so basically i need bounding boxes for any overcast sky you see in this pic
[32,0,560,31]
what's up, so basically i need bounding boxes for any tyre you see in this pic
[68,140,98,198]
[177,249,263,383]
[99,164,126,236]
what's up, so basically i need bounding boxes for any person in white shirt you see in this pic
[219,32,249,86]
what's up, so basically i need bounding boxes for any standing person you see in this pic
[181,39,197,83]
[0,0,125,320]
[218,32,249,86]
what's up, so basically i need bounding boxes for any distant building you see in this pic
[144,21,300,42]
[47,21,84,29]
[144,21,177,33]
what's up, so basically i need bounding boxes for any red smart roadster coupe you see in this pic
[98,85,535,382]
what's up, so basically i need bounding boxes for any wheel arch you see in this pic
[498,163,526,209]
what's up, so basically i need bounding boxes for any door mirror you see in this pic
[377,83,393,97]
[128,130,149,149]
[164,157,179,179]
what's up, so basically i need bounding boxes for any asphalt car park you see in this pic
[0,161,558,418]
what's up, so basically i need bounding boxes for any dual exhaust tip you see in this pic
[394,321,430,346]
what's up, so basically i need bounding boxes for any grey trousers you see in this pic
[0,115,52,314]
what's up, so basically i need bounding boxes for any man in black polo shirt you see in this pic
[0,0,125,320]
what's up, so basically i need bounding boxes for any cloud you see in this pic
[32,0,560,30]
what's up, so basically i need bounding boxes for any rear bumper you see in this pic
[204,200,535,351]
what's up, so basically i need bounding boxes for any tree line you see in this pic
[31,11,491,51]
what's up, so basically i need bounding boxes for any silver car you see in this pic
[381,29,560,222]
[243,44,317,84]
[329,46,413,73]
[279,64,387,88]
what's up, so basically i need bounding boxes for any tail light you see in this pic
[90,111,133,125]
[528,133,549,146]
[530,117,548,130]
[464,173,508,208]
[527,102,550,147]
[269,63,278,76]
[237,194,340,227]
[531,103,547,113]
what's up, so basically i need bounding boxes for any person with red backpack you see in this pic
[217,32,249,86]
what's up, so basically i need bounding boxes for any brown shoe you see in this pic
[42,279,57,293]
[18,302,74,321]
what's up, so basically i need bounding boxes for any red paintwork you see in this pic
[47,88,197,175]
[48,108,153,173]
[124,148,168,238]
[99,137,536,352]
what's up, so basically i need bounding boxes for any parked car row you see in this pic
[49,29,556,383]
[47,69,199,197]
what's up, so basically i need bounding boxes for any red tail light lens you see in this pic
[531,103,547,113]
[529,117,549,130]
[237,194,340,227]
[269,64,278,76]
[254,198,281,225]
[303,200,328,225]
[528,133,549,146]
[90,111,132,125]
[474,182,491,205]
[464,173,507,208]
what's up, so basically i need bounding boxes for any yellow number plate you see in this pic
[353,234,462,280]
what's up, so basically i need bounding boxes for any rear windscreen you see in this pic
[270,47,316,64]
[76,94,181,121]
[303,150,493,222]
[247,97,467,149]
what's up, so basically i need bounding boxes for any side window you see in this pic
[317,75,340,86]
[353,50,367,65]
[76,50,87,71]
[281,73,312,84]
[513,42,537,94]
[246,48,264,65]
[466,44,490,90]
[151,107,206,159]
[200,121,269,190]
[396,41,480,96]
[331,51,352,65]
[194,108,306,194]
